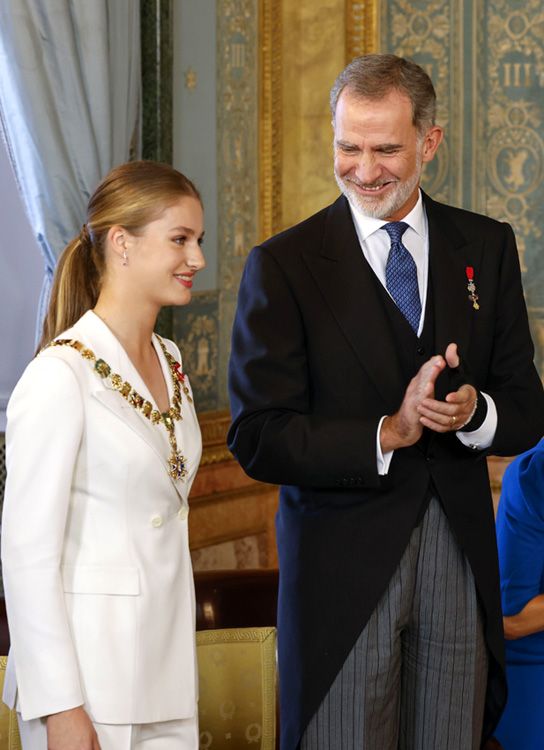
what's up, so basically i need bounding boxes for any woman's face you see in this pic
[120,195,206,308]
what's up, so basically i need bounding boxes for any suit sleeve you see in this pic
[2,354,85,720]
[485,224,544,456]
[227,245,381,489]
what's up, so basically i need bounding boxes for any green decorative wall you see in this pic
[380,0,544,374]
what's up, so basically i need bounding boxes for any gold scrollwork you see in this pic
[346,0,380,60]
[259,0,282,241]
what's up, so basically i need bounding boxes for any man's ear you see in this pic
[421,125,444,163]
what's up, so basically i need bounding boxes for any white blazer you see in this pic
[1,311,202,723]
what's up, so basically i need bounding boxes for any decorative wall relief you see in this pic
[378,0,544,376]
[174,291,220,413]
[479,0,544,374]
[380,0,456,206]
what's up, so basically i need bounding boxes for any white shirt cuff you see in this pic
[456,392,497,451]
[377,415,394,475]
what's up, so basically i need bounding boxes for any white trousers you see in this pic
[17,712,199,750]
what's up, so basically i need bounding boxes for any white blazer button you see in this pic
[151,515,163,528]
[178,507,189,520]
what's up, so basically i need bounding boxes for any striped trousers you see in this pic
[300,497,488,750]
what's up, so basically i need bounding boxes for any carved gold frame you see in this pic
[259,0,283,241]
[346,0,380,62]
[257,0,379,242]
[346,0,380,60]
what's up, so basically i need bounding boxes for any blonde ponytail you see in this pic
[38,229,102,350]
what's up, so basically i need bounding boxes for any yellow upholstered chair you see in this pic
[0,658,21,750]
[197,627,277,750]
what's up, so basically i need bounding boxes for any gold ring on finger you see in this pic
[451,415,456,427]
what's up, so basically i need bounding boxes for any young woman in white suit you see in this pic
[2,161,206,750]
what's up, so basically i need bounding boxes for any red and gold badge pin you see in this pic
[465,266,479,310]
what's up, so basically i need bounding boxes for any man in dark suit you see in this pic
[227,54,544,749]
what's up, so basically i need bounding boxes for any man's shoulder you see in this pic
[424,193,510,236]
[258,196,344,258]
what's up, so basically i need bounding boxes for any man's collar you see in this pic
[347,190,427,241]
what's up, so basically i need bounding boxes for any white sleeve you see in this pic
[2,355,85,720]
[456,392,498,451]
[376,415,394,475]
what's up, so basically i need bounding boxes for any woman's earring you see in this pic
[122,249,128,266]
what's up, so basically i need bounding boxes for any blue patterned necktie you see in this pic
[383,221,421,333]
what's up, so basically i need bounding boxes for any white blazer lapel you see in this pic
[70,311,185,500]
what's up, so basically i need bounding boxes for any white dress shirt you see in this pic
[347,192,497,474]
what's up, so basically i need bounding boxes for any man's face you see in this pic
[333,88,442,221]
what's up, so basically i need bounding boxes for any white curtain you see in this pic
[0,0,141,327]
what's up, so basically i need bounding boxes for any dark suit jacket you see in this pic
[227,193,544,750]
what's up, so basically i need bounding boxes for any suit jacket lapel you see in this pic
[303,196,406,411]
[424,194,483,398]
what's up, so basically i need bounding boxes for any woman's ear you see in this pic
[107,225,129,264]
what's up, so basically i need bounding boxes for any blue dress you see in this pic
[494,438,544,750]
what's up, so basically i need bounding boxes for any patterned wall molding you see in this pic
[346,0,380,59]
[217,0,260,408]
[259,0,283,241]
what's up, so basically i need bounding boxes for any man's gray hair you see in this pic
[330,54,437,132]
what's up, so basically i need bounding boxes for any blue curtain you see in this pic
[0,0,141,334]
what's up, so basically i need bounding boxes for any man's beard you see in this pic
[334,154,423,220]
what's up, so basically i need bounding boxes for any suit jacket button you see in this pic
[151,515,163,528]
[178,506,189,520]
